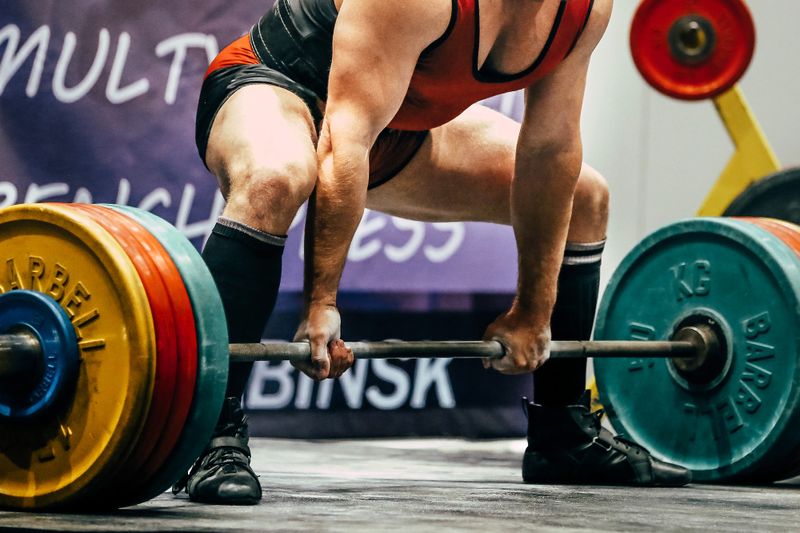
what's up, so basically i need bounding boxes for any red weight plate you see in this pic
[770,219,800,237]
[630,0,756,100]
[69,205,179,496]
[96,207,199,492]
[743,218,800,258]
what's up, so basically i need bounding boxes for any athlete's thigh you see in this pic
[366,104,518,224]
[205,84,318,200]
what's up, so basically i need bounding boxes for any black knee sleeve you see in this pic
[533,241,604,406]
[202,218,286,399]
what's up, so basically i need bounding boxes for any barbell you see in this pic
[2,203,800,511]
[0,329,705,368]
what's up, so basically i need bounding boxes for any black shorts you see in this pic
[196,29,429,188]
[195,61,322,162]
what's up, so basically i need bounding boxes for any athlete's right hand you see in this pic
[293,304,354,381]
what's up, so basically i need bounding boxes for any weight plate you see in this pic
[595,218,800,482]
[736,217,800,482]
[744,218,800,259]
[92,206,198,507]
[723,168,800,225]
[0,204,155,510]
[630,0,756,100]
[0,290,79,419]
[774,219,800,234]
[68,204,180,503]
[104,205,228,506]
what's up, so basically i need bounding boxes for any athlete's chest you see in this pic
[475,0,561,77]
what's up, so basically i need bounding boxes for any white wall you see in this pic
[582,0,800,287]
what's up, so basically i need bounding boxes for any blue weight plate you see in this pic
[0,290,79,419]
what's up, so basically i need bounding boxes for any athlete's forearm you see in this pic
[510,148,582,324]
[305,121,370,309]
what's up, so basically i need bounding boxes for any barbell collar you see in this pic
[227,339,699,363]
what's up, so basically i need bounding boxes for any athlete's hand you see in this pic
[482,309,551,374]
[293,304,354,380]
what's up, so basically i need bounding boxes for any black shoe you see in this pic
[173,397,262,504]
[522,393,691,487]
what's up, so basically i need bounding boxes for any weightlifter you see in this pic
[179,0,691,504]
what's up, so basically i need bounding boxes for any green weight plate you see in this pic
[103,205,228,506]
[723,167,800,225]
[736,218,800,482]
[595,217,800,482]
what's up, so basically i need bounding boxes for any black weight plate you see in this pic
[723,168,800,224]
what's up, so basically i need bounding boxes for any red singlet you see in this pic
[389,0,594,131]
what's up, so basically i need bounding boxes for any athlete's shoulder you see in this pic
[335,0,453,49]
[338,0,453,29]
[579,0,612,52]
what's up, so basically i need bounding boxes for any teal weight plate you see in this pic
[595,218,800,482]
[104,205,228,505]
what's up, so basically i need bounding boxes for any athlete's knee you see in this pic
[226,158,316,228]
[573,164,609,224]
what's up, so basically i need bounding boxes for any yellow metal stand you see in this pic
[696,85,781,215]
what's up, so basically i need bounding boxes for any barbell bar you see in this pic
[0,326,713,379]
[0,332,41,375]
[229,336,704,362]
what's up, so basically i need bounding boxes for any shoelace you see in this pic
[610,434,645,454]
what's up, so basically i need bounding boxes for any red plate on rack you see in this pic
[630,0,755,100]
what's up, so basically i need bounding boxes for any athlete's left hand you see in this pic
[293,304,354,380]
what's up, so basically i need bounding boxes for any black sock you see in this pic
[201,218,286,399]
[533,241,604,406]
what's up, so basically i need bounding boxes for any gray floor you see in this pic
[2,438,800,532]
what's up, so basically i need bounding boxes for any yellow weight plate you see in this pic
[0,204,156,510]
